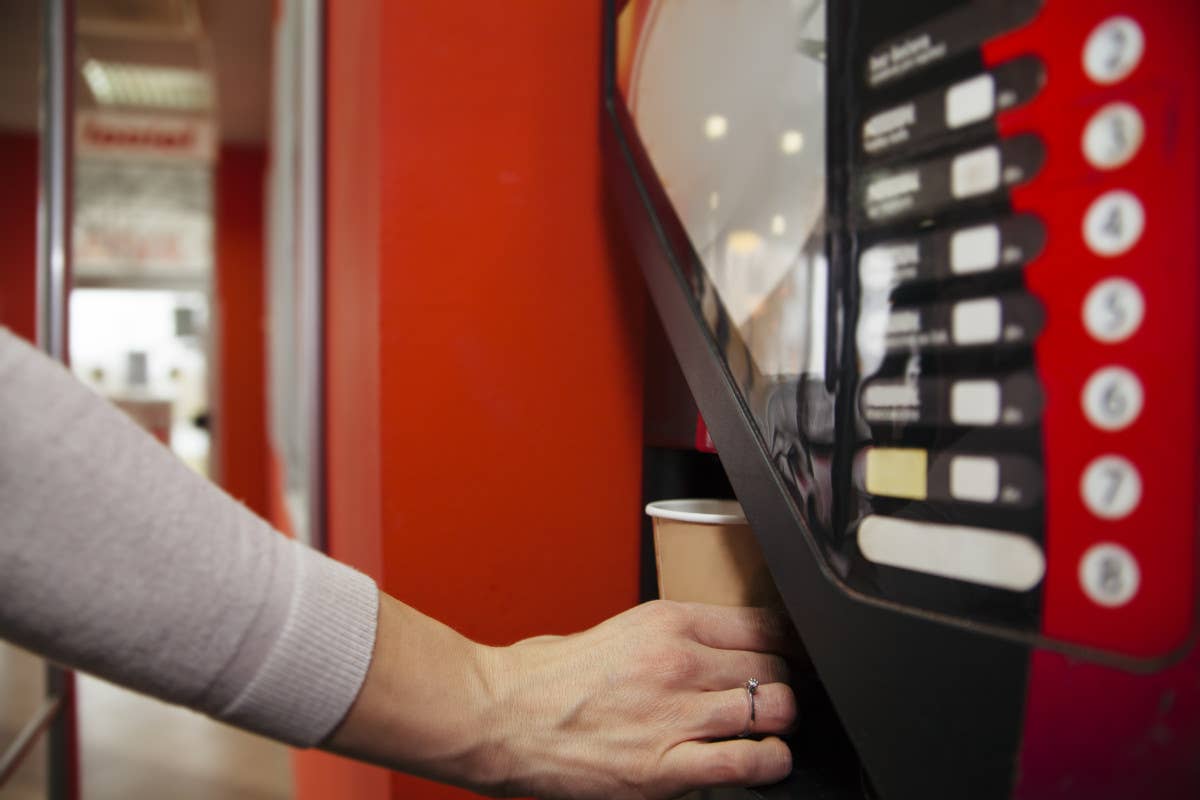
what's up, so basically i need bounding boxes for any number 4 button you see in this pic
[1084,190,1145,257]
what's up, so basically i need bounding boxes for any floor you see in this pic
[1,643,293,799]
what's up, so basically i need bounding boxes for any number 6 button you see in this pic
[1082,366,1144,431]
[1082,455,1142,519]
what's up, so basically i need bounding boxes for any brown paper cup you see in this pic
[646,499,781,608]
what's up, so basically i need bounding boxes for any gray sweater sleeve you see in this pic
[0,328,379,747]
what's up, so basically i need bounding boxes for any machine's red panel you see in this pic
[984,0,1200,659]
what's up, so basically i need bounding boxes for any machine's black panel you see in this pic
[603,4,1031,796]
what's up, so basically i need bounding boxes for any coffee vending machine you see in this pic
[603,1,1200,797]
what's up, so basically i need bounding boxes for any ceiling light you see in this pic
[726,230,764,255]
[83,59,213,112]
[704,114,728,140]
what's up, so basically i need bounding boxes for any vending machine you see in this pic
[603,1,1200,797]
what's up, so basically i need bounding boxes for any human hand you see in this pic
[477,600,798,800]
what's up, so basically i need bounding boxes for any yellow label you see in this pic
[865,447,928,500]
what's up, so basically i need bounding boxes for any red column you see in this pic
[213,144,271,518]
[307,2,647,798]
[0,131,40,342]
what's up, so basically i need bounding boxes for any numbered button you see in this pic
[1083,16,1145,85]
[1084,190,1145,256]
[1080,543,1140,607]
[1081,455,1142,519]
[1083,366,1144,431]
[1083,102,1144,170]
[1084,278,1145,342]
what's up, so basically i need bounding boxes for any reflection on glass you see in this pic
[622,0,827,379]
[68,2,218,476]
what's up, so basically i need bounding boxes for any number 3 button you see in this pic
[1083,366,1143,430]
[1082,455,1142,519]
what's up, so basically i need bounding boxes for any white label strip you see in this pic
[859,515,1045,591]
[868,170,922,203]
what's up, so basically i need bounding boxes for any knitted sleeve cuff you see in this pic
[216,540,380,747]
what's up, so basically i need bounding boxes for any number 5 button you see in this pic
[1082,455,1142,519]
[1084,278,1144,343]
[1083,366,1143,430]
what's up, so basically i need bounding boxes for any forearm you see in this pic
[0,328,377,746]
[324,593,507,793]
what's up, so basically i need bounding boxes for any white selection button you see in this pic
[1084,278,1145,343]
[951,380,1002,426]
[945,73,996,129]
[858,515,1045,591]
[1083,102,1145,170]
[950,455,1001,503]
[1080,542,1140,607]
[1082,366,1144,431]
[950,224,1001,274]
[1083,190,1145,256]
[1083,16,1145,85]
[1081,454,1142,519]
[951,146,1001,199]
[952,298,1002,345]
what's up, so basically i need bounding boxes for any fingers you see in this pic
[663,736,793,791]
[676,603,797,656]
[692,646,789,691]
[688,681,797,740]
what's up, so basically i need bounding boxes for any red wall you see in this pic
[0,131,39,342]
[213,144,271,518]
[301,2,647,798]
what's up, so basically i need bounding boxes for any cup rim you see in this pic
[645,498,747,525]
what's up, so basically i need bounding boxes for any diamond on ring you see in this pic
[739,677,760,737]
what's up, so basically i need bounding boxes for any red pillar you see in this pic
[304,2,647,797]
[0,132,40,342]
[213,144,271,518]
